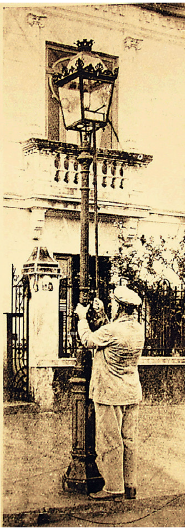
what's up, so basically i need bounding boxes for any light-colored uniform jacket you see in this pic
[78,314,145,405]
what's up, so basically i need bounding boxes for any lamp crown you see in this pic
[75,39,94,52]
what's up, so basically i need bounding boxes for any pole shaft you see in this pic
[93,125,99,297]
[78,150,92,306]
[63,142,104,494]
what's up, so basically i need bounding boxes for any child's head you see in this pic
[87,298,108,331]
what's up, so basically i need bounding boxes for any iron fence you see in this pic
[143,281,185,356]
[6,265,30,401]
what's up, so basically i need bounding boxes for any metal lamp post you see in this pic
[52,39,118,493]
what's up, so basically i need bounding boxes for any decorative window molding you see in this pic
[27,13,47,28]
[124,37,143,51]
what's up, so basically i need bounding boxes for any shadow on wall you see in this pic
[52,365,185,410]
[139,366,185,404]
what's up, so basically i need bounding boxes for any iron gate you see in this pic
[6,265,30,401]
[143,281,185,356]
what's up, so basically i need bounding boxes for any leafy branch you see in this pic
[111,230,185,295]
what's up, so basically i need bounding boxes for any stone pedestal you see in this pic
[22,247,61,409]
[29,367,54,409]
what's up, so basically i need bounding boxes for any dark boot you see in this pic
[125,487,136,499]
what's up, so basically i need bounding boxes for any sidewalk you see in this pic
[3,402,185,527]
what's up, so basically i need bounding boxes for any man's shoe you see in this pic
[125,487,136,499]
[89,489,124,500]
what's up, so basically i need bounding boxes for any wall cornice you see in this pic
[14,4,185,46]
[136,4,185,20]
[3,194,185,224]
[48,4,185,45]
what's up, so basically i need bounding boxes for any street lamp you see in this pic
[52,38,118,136]
[51,39,118,493]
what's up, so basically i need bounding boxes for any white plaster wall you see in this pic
[44,213,121,258]
[118,6,185,213]
[3,5,185,331]
[43,215,81,257]
[3,7,45,143]
[3,4,184,402]
[41,210,185,260]
[3,207,33,311]
[138,217,185,242]
[3,205,184,310]
[3,4,185,213]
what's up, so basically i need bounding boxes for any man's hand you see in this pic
[75,303,90,320]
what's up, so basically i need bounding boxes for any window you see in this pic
[46,41,119,149]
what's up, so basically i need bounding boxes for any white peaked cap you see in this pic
[114,286,142,306]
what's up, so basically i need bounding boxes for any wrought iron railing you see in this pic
[143,281,185,356]
[6,266,30,401]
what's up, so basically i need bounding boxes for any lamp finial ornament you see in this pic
[75,39,94,52]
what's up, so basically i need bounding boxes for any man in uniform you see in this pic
[75,285,144,500]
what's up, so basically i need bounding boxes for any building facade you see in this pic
[3,4,185,407]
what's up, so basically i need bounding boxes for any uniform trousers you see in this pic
[94,402,139,494]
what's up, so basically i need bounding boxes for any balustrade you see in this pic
[23,138,152,208]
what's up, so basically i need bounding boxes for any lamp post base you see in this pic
[63,457,104,494]
[62,371,104,494]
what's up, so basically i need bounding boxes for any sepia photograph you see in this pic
[2,1,185,526]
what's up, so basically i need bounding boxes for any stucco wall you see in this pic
[3,4,185,212]
[3,203,184,314]
[3,5,185,379]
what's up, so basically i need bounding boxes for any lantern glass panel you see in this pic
[59,82,81,129]
[83,79,113,124]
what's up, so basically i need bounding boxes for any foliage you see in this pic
[111,228,185,296]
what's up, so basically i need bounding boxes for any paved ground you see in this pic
[3,402,185,526]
